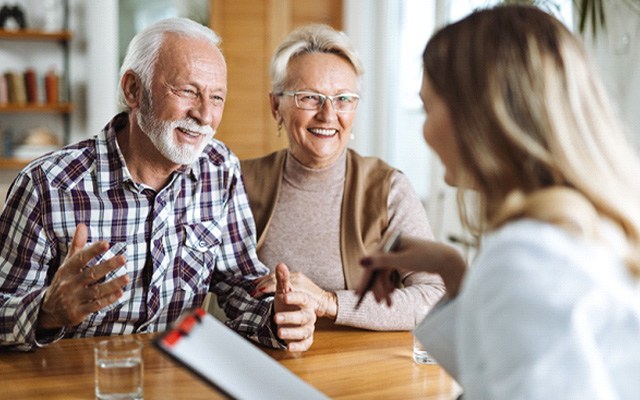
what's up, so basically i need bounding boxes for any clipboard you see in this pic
[153,308,329,400]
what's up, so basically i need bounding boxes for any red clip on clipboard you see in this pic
[153,308,328,400]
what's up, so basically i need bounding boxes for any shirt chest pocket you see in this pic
[179,222,222,292]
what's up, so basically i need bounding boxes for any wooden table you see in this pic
[0,322,461,399]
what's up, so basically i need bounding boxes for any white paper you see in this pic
[154,311,329,400]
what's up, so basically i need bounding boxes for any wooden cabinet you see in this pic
[0,15,72,169]
[209,0,342,159]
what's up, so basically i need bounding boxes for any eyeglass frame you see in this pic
[278,90,360,113]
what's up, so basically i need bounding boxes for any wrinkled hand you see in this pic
[273,263,316,352]
[38,224,129,330]
[356,236,467,304]
[255,270,337,319]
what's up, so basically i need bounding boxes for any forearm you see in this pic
[0,289,48,350]
[222,292,284,349]
[433,245,466,299]
[333,278,445,330]
[214,267,282,348]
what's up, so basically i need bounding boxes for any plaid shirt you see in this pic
[0,113,281,351]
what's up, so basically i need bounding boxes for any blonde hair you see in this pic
[423,5,640,277]
[270,24,364,94]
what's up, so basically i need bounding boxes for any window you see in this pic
[345,0,573,254]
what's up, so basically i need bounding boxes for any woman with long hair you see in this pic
[359,5,640,398]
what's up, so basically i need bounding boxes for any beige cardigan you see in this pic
[241,148,395,289]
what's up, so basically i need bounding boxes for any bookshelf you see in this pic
[0,5,72,169]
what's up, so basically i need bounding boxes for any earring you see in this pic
[350,132,355,140]
[277,124,283,137]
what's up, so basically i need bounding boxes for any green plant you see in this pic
[574,0,606,36]
[499,0,606,36]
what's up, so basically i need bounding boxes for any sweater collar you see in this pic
[284,150,347,192]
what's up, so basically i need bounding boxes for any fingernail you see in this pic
[360,258,372,267]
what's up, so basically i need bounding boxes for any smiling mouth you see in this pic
[308,128,337,137]
[177,127,204,138]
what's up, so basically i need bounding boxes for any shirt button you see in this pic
[198,241,207,248]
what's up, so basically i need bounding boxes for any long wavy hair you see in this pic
[423,5,640,277]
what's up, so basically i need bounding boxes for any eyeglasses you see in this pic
[169,86,225,108]
[280,91,360,113]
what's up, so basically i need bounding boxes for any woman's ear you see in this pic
[269,93,283,124]
[121,70,142,108]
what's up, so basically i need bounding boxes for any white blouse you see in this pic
[417,219,640,399]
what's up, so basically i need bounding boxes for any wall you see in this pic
[584,0,640,151]
[2,0,640,247]
[210,0,343,159]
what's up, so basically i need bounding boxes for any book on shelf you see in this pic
[0,74,8,105]
[45,69,59,104]
[24,68,38,104]
[0,68,65,106]
[4,71,27,105]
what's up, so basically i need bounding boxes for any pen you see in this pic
[355,232,402,309]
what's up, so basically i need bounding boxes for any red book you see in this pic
[24,68,38,104]
[45,69,59,104]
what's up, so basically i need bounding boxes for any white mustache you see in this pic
[173,118,216,137]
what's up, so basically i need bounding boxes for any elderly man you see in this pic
[0,18,315,352]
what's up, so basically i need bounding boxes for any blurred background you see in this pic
[1,0,638,258]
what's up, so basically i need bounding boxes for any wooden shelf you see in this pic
[0,29,72,41]
[0,1,71,173]
[0,103,74,113]
[0,158,31,169]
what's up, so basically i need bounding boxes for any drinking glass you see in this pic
[413,307,436,365]
[94,338,144,400]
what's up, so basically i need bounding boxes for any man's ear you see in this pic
[269,93,282,124]
[121,70,142,108]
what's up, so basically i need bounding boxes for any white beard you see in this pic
[137,89,215,165]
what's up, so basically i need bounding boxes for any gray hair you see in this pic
[270,24,364,94]
[117,17,221,110]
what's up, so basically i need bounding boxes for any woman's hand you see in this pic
[255,270,338,320]
[357,236,467,304]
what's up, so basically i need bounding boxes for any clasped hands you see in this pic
[254,265,338,321]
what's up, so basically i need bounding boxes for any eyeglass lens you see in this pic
[293,92,358,112]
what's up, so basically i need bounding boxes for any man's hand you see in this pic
[273,263,316,352]
[38,224,129,330]
[255,270,337,319]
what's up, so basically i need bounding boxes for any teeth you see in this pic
[309,128,336,136]
[179,127,202,137]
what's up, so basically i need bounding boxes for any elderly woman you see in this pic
[241,24,445,330]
